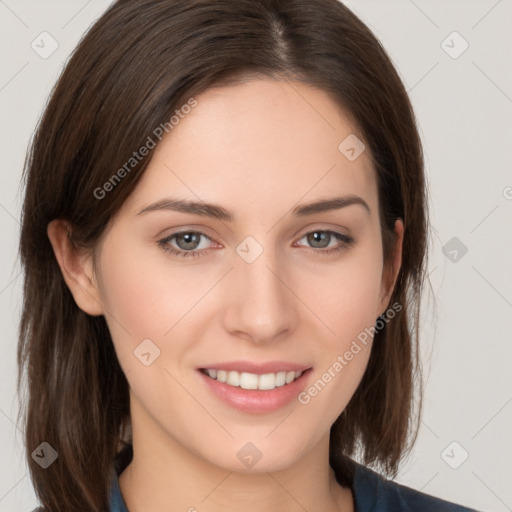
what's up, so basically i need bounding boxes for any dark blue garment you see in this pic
[108,461,479,511]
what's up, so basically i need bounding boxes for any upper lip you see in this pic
[198,360,312,375]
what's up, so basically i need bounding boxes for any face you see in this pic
[82,79,402,472]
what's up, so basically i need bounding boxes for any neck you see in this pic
[118,401,353,512]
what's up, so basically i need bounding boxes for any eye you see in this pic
[157,229,354,259]
[158,231,215,259]
[295,230,354,255]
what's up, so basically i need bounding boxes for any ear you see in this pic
[47,219,104,316]
[378,218,404,316]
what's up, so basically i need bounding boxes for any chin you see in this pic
[198,437,310,475]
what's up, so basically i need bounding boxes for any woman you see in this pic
[18,0,480,511]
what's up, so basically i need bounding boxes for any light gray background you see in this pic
[1,1,511,511]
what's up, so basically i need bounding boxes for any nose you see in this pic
[222,244,298,345]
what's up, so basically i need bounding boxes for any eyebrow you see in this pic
[136,194,370,221]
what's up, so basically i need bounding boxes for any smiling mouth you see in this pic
[199,368,310,391]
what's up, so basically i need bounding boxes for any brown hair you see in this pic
[17,0,429,510]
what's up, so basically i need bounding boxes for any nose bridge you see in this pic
[224,234,296,342]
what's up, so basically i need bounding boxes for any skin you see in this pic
[48,78,403,512]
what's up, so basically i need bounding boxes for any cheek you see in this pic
[96,246,206,413]
[293,249,382,412]
[297,342,372,436]
[294,258,381,416]
[302,249,384,343]
[98,236,182,328]
[96,238,225,370]
[94,236,167,369]
[99,261,161,340]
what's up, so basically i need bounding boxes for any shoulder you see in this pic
[352,462,480,512]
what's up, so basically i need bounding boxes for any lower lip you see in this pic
[197,369,312,413]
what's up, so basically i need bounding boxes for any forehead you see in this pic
[122,79,378,219]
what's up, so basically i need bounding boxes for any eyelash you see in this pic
[157,229,354,259]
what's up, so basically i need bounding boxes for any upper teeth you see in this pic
[203,369,303,390]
